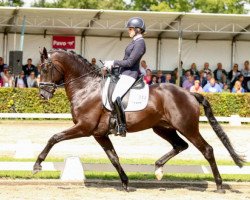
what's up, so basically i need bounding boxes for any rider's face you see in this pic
[128,27,135,38]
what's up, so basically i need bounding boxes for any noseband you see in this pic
[39,58,63,95]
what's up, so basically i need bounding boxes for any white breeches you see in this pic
[112,74,136,102]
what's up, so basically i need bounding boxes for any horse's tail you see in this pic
[191,92,245,168]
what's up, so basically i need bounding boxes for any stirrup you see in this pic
[116,124,127,137]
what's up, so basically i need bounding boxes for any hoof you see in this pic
[155,167,164,181]
[33,164,42,175]
[122,182,129,192]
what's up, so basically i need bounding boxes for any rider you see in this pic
[104,17,146,137]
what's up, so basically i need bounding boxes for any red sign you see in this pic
[52,36,75,49]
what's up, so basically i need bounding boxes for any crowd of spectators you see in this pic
[140,60,250,93]
[1,55,250,94]
[0,57,39,88]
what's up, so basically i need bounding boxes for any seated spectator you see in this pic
[0,57,8,73]
[182,74,194,91]
[165,73,174,84]
[22,58,38,77]
[27,72,38,88]
[205,72,213,85]
[190,80,203,93]
[222,84,230,93]
[232,80,245,93]
[182,70,191,83]
[198,70,207,87]
[228,63,241,88]
[213,62,227,83]
[203,62,212,78]
[91,58,99,70]
[15,71,28,88]
[189,63,199,78]
[140,60,149,76]
[150,75,157,85]
[144,69,152,84]
[203,77,222,93]
[241,60,250,77]
[156,70,166,83]
[1,69,14,87]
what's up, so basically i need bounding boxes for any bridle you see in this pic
[39,56,104,95]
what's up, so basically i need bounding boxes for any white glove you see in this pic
[104,60,114,70]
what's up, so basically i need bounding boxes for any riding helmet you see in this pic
[126,17,146,33]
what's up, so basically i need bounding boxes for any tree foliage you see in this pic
[194,0,250,14]
[32,0,126,10]
[0,0,24,6]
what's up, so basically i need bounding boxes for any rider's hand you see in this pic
[104,60,114,70]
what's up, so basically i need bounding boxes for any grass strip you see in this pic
[0,156,249,166]
[0,171,249,182]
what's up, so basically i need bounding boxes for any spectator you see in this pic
[1,69,14,87]
[190,80,203,93]
[27,72,38,88]
[203,62,212,78]
[22,58,38,77]
[241,60,250,77]
[213,62,227,83]
[203,77,222,93]
[198,70,207,87]
[91,58,99,70]
[165,73,174,84]
[228,63,241,88]
[182,70,191,83]
[222,84,230,93]
[140,60,148,76]
[182,74,194,91]
[232,74,248,92]
[15,71,28,88]
[156,70,166,83]
[189,63,199,78]
[150,75,157,85]
[205,72,213,85]
[0,57,8,73]
[232,80,245,93]
[143,69,152,84]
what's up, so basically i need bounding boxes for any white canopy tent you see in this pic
[0,7,250,72]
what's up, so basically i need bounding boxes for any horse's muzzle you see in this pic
[39,82,57,100]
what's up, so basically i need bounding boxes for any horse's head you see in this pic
[39,47,64,100]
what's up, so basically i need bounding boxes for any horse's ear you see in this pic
[43,47,48,59]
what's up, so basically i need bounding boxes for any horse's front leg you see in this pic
[33,124,87,174]
[94,136,129,191]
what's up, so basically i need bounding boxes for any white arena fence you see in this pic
[0,113,249,125]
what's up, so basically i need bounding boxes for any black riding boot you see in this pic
[113,97,127,137]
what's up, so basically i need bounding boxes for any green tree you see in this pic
[0,0,24,6]
[130,0,158,11]
[194,0,250,14]
[32,0,126,10]
[151,0,193,12]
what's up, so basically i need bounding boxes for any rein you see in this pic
[40,59,104,90]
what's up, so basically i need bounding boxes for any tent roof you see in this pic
[0,7,250,40]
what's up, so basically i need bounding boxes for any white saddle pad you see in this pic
[102,77,149,112]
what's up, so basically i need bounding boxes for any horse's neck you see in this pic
[64,76,102,102]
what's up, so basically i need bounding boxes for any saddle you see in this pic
[102,68,149,112]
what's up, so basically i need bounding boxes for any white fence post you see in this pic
[229,115,241,126]
[60,156,86,181]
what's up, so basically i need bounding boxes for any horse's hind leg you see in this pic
[94,136,129,191]
[33,124,85,173]
[153,127,189,180]
[183,130,224,193]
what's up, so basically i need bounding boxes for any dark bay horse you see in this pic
[34,48,245,192]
